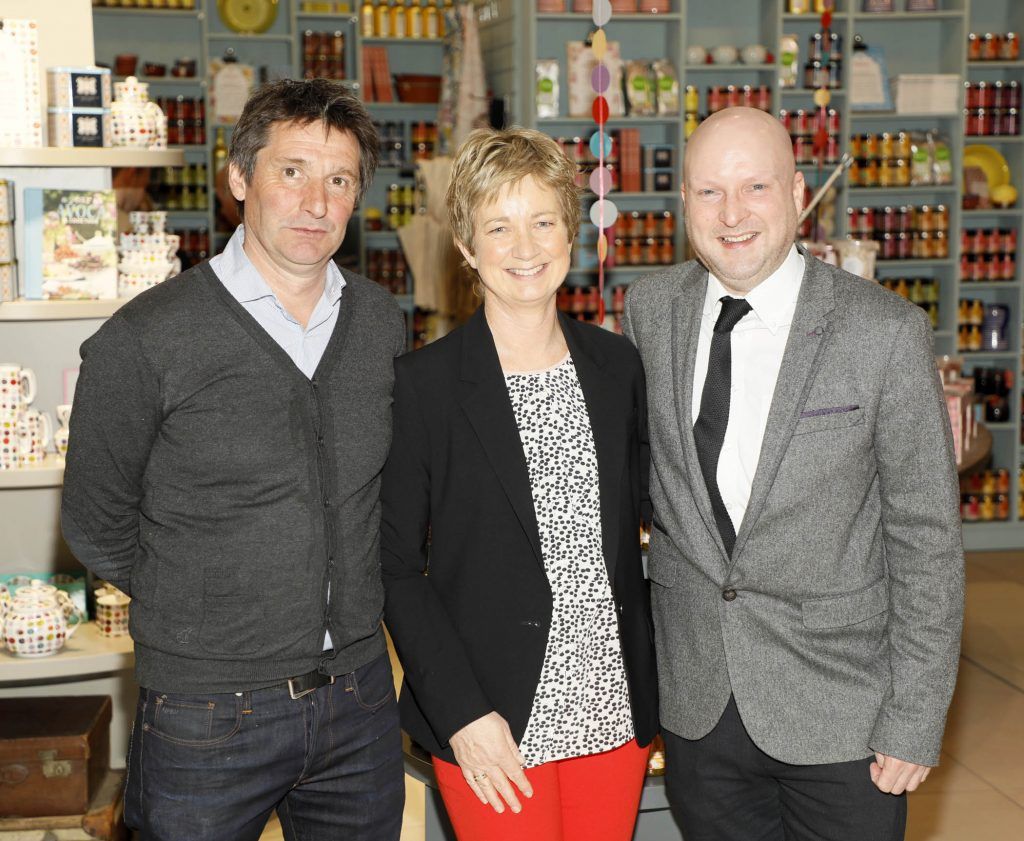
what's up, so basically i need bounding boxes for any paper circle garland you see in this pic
[589,166,611,197]
[591,64,611,94]
[590,131,613,159]
[590,198,619,228]
[592,0,612,28]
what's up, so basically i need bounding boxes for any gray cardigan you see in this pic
[61,262,405,693]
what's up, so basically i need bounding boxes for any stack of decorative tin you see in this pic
[46,67,112,148]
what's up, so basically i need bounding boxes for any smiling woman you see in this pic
[380,126,659,841]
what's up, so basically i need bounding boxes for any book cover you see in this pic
[22,188,118,300]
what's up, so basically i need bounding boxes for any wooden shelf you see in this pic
[0,622,133,684]
[0,147,185,168]
[0,299,127,321]
[854,11,965,20]
[361,37,445,45]
[851,112,960,120]
[0,455,64,489]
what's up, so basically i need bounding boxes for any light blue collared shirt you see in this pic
[209,225,346,379]
[210,225,345,651]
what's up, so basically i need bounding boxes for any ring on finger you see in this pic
[473,772,489,783]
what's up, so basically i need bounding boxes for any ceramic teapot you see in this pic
[111,77,166,149]
[1,580,82,657]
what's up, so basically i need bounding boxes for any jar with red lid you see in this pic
[726,85,740,108]
[961,253,973,280]
[658,238,674,264]
[880,232,897,259]
[962,495,979,522]
[1003,227,1017,252]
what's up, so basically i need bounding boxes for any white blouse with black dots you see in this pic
[504,353,635,768]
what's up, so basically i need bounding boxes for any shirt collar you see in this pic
[216,224,346,307]
[703,245,804,335]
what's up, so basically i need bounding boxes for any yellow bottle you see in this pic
[390,0,407,38]
[407,0,422,38]
[213,127,228,173]
[424,0,438,38]
[375,0,391,38]
[438,0,452,38]
[360,0,375,37]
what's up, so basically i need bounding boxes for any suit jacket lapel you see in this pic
[730,256,836,565]
[459,308,544,567]
[561,314,620,583]
[672,265,726,558]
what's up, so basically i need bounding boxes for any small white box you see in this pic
[892,74,961,115]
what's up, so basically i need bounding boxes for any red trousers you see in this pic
[432,739,649,841]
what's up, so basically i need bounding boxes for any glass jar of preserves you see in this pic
[933,229,949,259]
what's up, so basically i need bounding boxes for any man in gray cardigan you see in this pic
[61,80,406,840]
[624,107,964,840]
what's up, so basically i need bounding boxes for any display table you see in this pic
[402,735,683,840]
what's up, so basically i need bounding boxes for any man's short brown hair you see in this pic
[229,78,379,213]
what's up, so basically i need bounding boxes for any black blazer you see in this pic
[381,307,658,763]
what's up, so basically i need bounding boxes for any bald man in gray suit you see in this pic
[624,107,964,841]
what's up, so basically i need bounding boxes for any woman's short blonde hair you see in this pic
[446,127,582,253]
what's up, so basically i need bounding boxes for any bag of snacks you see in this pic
[909,132,933,186]
[625,60,656,117]
[653,59,680,116]
[536,60,560,119]
[929,131,953,185]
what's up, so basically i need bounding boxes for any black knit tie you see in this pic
[693,296,752,557]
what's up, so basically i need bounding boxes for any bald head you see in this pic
[680,107,804,295]
[684,107,796,185]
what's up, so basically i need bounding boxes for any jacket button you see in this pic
[722,588,737,602]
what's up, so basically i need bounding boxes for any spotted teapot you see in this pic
[1,579,83,657]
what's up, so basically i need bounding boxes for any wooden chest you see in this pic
[0,696,111,818]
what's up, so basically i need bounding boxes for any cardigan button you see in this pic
[722,589,737,602]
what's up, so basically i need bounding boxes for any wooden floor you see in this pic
[259,551,1024,841]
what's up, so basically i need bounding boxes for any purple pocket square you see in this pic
[800,405,860,419]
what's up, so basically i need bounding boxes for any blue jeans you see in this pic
[124,653,404,841]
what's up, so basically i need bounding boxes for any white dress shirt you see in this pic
[691,245,804,534]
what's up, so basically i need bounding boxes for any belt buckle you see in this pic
[287,674,335,700]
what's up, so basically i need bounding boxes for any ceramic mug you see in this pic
[96,591,131,638]
[55,404,72,458]
[0,363,37,406]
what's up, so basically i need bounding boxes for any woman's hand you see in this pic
[449,711,534,814]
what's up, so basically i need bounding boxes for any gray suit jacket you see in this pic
[624,253,964,767]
